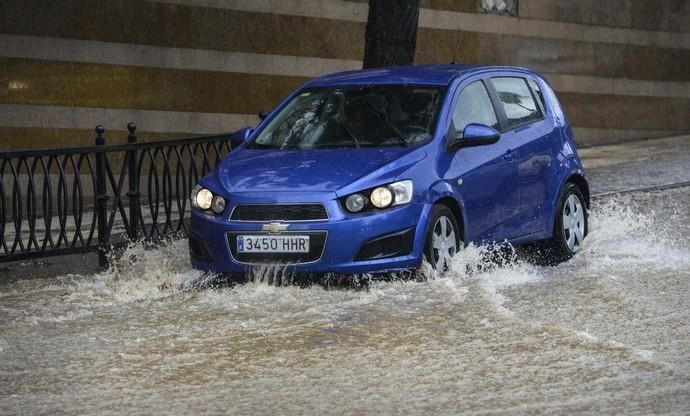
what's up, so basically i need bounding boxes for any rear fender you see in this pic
[546,162,588,235]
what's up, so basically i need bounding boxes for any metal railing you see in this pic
[0,123,234,267]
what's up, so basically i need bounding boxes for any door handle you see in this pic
[503,149,515,161]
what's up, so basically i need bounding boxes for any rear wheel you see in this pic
[545,183,588,263]
[424,205,462,271]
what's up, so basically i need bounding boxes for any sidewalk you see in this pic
[580,135,690,195]
[579,134,690,169]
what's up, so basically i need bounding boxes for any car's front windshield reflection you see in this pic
[248,85,445,150]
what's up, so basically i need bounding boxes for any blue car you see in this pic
[189,65,588,275]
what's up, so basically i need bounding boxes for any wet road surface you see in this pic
[1,138,689,415]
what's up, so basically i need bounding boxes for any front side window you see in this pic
[491,77,543,129]
[451,81,499,137]
[249,85,445,149]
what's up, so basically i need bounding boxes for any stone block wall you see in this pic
[1,0,688,149]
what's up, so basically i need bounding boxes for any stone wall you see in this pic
[1,0,688,149]
[520,0,690,32]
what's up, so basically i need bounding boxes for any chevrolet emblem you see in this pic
[261,222,289,233]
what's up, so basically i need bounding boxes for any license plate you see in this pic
[237,235,310,253]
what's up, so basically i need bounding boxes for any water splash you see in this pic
[2,190,688,414]
[570,192,690,274]
[8,191,685,310]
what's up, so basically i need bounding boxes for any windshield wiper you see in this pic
[340,123,361,148]
[358,98,408,146]
[280,142,303,150]
[246,142,280,149]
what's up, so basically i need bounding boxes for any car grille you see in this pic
[227,231,327,264]
[230,204,328,221]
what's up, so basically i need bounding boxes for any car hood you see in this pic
[214,147,426,193]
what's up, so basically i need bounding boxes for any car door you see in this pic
[444,79,521,244]
[490,76,557,236]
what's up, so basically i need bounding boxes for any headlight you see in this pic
[343,180,413,212]
[370,187,393,208]
[196,189,213,210]
[388,180,413,206]
[191,185,223,212]
[191,185,202,209]
[345,193,365,213]
[211,195,226,214]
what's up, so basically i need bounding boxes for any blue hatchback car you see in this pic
[189,65,589,275]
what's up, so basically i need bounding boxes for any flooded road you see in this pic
[2,155,690,414]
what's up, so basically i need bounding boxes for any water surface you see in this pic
[1,190,689,415]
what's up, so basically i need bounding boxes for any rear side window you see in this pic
[491,77,543,129]
[452,81,499,137]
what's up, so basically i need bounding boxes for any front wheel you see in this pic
[424,205,462,271]
[545,183,588,263]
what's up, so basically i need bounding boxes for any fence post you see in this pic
[94,125,109,268]
[126,122,140,241]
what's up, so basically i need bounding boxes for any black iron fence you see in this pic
[0,123,234,267]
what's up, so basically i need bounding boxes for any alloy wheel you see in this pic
[431,215,458,271]
[562,194,585,253]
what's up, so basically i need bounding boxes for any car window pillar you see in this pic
[484,78,510,132]
[526,78,547,117]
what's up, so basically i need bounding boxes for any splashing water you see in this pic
[1,189,689,415]
[30,189,685,303]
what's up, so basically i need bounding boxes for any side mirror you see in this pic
[230,127,254,148]
[258,111,268,121]
[446,123,500,152]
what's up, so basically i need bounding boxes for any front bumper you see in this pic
[189,191,430,274]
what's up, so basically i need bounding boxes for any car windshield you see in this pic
[248,85,445,149]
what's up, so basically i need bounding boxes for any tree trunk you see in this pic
[363,0,421,69]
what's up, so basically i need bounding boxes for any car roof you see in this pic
[305,64,535,88]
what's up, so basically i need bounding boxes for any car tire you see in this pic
[424,204,462,272]
[544,182,588,264]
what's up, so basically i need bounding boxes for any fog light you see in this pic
[345,193,365,213]
[211,195,226,214]
[370,187,393,208]
[196,188,213,210]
